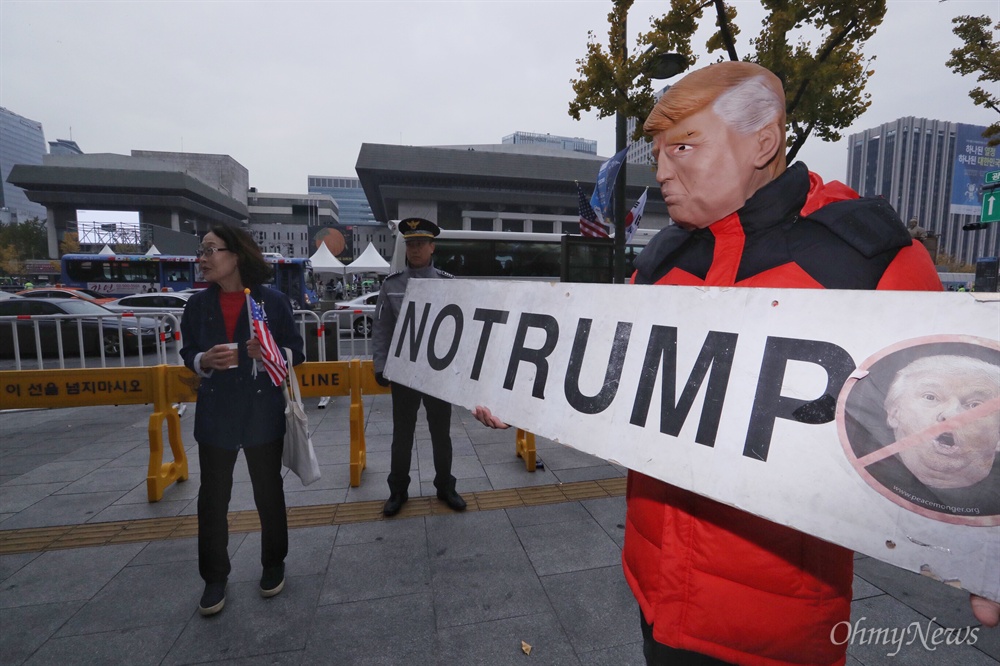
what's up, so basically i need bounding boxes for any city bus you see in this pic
[59,253,319,308]
[387,228,654,282]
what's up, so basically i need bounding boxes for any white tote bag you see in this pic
[282,348,321,486]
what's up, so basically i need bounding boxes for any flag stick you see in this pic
[244,288,255,339]
[244,288,258,379]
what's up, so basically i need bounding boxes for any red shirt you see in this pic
[219,291,244,343]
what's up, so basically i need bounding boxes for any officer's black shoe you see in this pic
[383,493,407,517]
[437,489,467,512]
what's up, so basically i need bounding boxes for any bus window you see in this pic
[388,228,650,282]
[501,241,560,278]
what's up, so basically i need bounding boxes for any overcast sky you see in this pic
[2,1,997,197]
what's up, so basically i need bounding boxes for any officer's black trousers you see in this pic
[387,381,455,495]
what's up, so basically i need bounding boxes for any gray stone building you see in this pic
[8,151,248,257]
[355,142,667,237]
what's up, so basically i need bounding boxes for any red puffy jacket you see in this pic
[625,164,942,666]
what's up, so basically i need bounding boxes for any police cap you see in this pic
[399,217,440,240]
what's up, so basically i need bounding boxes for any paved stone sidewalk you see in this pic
[1,399,997,664]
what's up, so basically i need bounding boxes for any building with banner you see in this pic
[846,118,999,267]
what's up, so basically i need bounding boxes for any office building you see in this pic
[1,107,48,223]
[846,118,999,267]
[501,131,597,156]
[48,139,83,156]
[626,85,670,165]
[307,175,376,228]
[307,175,387,259]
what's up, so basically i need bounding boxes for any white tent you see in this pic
[345,242,390,275]
[145,244,161,256]
[98,244,115,255]
[308,242,346,275]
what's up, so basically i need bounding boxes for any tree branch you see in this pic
[787,119,816,164]
[714,0,739,61]
[787,17,857,114]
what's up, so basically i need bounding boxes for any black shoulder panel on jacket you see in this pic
[634,225,700,284]
[803,197,912,259]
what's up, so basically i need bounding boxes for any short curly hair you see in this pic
[204,225,273,287]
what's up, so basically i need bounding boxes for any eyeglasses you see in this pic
[196,247,230,258]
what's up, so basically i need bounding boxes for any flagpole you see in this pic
[612,13,628,284]
[245,288,258,380]
[244,288,255,338]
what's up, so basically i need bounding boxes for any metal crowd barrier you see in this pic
[0,312,179,371]
[0,308,364,371]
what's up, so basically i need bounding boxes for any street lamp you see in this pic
[612,49,688,283]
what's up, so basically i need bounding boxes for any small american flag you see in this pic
[246,293,288,386]
[576,181,609,238]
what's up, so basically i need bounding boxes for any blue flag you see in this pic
[591,145,630,223]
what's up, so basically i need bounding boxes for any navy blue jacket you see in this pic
[180,284,305,450]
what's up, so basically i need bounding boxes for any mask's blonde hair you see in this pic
[644,61,787,177]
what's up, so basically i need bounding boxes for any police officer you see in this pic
[373,218,466,517]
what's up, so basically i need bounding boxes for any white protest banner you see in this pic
[384,281,1000,602]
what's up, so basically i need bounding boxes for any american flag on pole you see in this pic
[576,181,610,238]
[246,293,288,387]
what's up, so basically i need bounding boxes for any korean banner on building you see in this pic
[950,123,1000,216]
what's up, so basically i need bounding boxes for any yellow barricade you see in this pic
[292,361,361,486]
[515,429,537,472]
[0,366,189,503]
[1,360,531,502]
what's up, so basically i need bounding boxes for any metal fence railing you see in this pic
[0,305,384,370]
[0,312,179,371]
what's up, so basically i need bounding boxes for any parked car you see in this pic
[0,291,23,301]
[16,286,116,305]
[332,292,379,336]
[0,276,23,292]
[104,291,192,316]
[0,298,162,357]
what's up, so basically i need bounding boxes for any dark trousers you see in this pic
[198,440,288,584]
[641,613,734,666]
[387,381,455,495]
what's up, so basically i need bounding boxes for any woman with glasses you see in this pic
[180,225,305,617]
